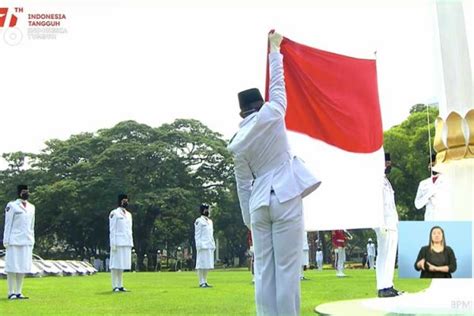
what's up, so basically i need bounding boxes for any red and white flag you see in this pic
[267,36,385,231]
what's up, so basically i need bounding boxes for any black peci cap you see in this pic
[238,88,264,116]
[17,184,28,195]
[118,194,128,205]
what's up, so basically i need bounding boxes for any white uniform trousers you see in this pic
[368,255,376,269]
[335,247,346,274]
[251,193,303,316]
[316,256,323,270]
[375,227,398,290]
[111,269,123,289]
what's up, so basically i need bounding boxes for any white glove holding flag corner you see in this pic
[269,31,283,52]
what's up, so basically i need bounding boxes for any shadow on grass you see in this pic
[96,291,130,295]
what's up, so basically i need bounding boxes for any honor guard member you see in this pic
[414,154,445,221]
[315,246,323,271]
[375,153,402,297]
[367,238,376,269]
[109,194,133,292]
[194,203,216,288]
[3,185,35,300]
[300,231,310,280]
[227,31,321,316]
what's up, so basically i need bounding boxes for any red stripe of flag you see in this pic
[266,36,383,153]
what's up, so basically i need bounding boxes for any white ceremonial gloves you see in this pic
[111,245,117,252]
[269,31,283,53]
[3,243,8,249]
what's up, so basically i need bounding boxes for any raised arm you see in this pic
[267,32,286,117]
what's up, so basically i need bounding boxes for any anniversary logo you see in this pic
[1,7,68,45]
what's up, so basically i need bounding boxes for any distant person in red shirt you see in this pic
[332,230,352,277]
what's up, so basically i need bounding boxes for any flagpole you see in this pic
[426,104,433,177]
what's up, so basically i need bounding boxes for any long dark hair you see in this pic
[429,226,446,252]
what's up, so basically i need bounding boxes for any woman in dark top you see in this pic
[414,226,457,278]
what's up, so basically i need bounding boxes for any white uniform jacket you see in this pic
[109,207,133,247]
[194,216,216,250]
[382,176,398,230]
[3,199,35,246]
[414,175,444,220]
[227,52,321,228]
[367,243,376,256]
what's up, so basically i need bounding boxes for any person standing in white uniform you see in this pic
[109,194,133,292]
[315,246,323,271]
[414,155,445,221]
[227,31,321,316]
[367,238,376,269]
[375,153,403,297]
[3,185,35,300]
[194,203,215,288]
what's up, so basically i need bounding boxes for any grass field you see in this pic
[0,268,430,315]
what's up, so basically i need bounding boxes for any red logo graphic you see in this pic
[0,8,18,27]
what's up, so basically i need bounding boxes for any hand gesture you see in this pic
[417,258,426,270]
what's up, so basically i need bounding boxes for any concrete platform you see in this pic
[315,279,473,315]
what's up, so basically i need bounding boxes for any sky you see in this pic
[0,0,473,168]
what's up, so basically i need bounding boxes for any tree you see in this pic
[383,104,438,220]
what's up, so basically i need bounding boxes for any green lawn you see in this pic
[0,268,430,315]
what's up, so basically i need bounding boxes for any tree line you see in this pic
[0,119,247,269]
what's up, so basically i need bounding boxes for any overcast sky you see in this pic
[1,0,473,168]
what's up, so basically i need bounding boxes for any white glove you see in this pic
[111,245,117,251]
[4,243,9,249]
[269,31,283,53]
